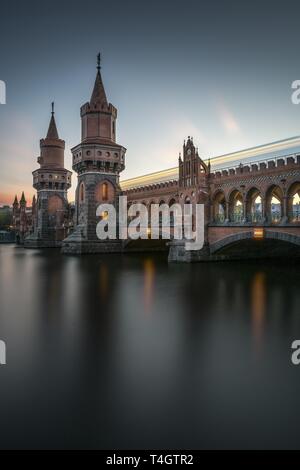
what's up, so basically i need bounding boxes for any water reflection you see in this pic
[0,245,300,449]
[143,258,155,312]
[251,272,266,351]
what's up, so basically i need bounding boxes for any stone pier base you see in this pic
[168,240,211,262]
[61,226,123,254]
[24,233,62,248]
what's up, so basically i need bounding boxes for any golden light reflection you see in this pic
[251,272,266,351]
[253,228,264,240]
[143,258,155,312]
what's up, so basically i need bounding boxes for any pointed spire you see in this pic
[46,102,59,139]
[20,191,26,204]
[90,52,108,106]
[13,195,18,205]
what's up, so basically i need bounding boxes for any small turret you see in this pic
[38,102,65,169]
[80,53,118,145]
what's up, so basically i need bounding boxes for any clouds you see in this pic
[216,99,240,134]
[0,110,38,205]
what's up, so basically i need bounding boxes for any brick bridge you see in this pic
[122,137,300,261]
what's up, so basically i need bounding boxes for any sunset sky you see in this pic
[1,0,300,205]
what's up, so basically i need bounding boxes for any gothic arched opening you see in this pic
[212,191,226,223]
[287,182,300,222]
[229,189,243,223]
[79,182,85,203]
[95,180,114,204]
[265,185,283,224]
[246,187,263,223]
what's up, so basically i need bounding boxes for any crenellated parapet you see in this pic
[124,179,178,202]
[210,154,300,182]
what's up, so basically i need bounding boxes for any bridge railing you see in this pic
[270,211,281,223]
[249,212,264,223]
[214,214,225,224]
[213,210,300,225]
[289,210,300,222]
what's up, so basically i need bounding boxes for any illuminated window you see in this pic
[102,182,108,201]
[80,183,85,202]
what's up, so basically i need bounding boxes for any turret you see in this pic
[80,53,117,144]
[33,104,71,192]
[26,104,72,248]
[62,53,126,254]
[72,54,126,177]
[37,102,66,170]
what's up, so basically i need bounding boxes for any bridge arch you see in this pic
[210,230,300,254]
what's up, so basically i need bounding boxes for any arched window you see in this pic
[102,182,108,201]
[79,183,85,203]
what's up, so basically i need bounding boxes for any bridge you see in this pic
[121,136,300,261]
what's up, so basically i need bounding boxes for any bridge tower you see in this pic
[25,105,72,248]
[62,54,126,254]
[169,137,211,262]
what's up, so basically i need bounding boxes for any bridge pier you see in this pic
[168,239,211,263]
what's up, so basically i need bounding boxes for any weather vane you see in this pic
[97,53,101,71]
[51,101,54,115]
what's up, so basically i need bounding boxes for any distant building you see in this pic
[0,205,12,230]
[12,193,35,244]
[0,204,14,243]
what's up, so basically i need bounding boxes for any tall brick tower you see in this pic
[62,54,126,254]
[25,104,72,248]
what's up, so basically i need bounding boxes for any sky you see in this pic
[1,0,300,204]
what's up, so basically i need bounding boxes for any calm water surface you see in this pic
[0,244,300,449]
